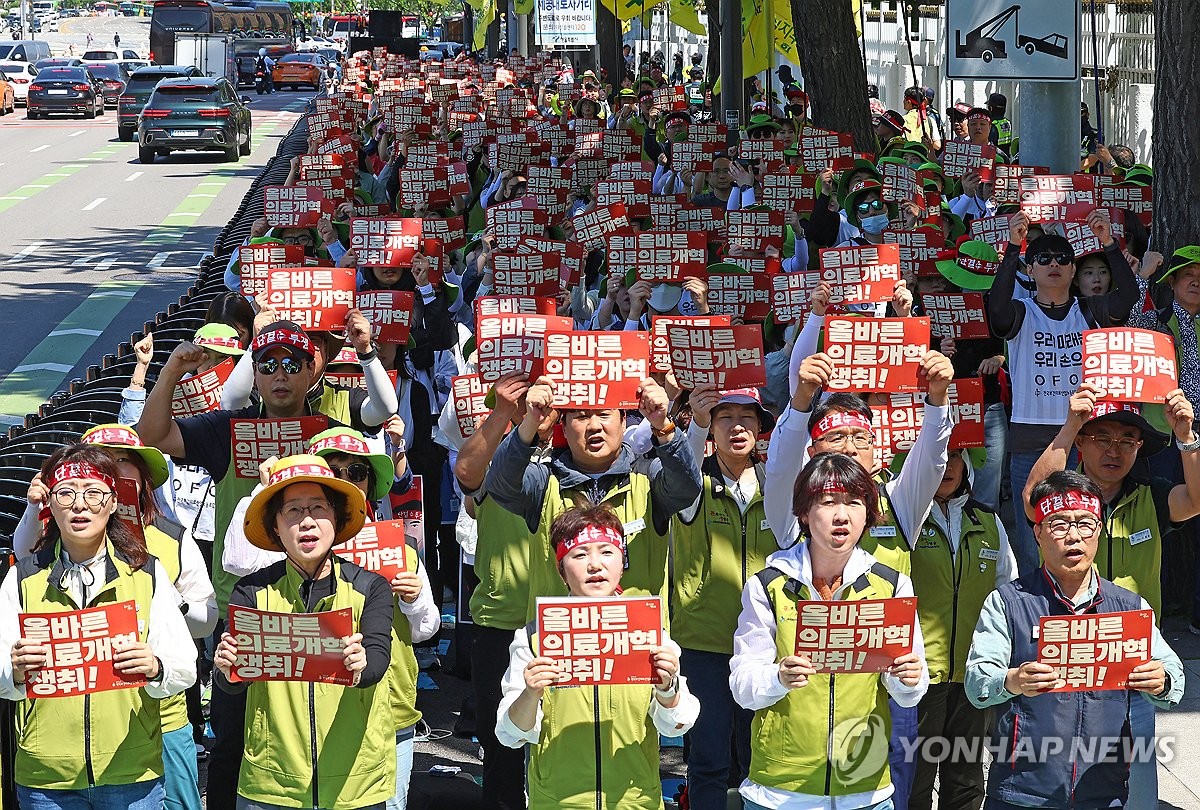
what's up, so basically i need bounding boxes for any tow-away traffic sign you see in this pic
[946,0,1080,81]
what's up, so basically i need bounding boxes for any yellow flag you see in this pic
[853,0,862,36]
[473,0,494,52]
[600,0,651,23]
[514,0,534,15]
[770,0,799,67]
[669,0,706,36]
[741,0,770,78]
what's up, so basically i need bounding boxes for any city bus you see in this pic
[150,0,293,84]
[323,13,366,45]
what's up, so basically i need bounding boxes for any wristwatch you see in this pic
[1178,420,1200,452]
[655,674,679,698]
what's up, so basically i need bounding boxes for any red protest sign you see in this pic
[476,314,574,383]
[650,315,731,373]
[397,165,469,209]
[671,140,722,173]
[339,520,410,582]
[770,272,821,323]
[228,605,355,685]
[263,186,331,228]
[823,317,930,393]
[969,215,1014,251]
[421,216,467,253]
[491,251,563,298]
[542,331,650,409]
[880,161,921,206]
[650,84,687,110]
[726,209,785,253]
[1038,610,1153,692]
[884,229,946,278]
[606,231,708,284]
[487,197,550,251]
[798,131,855,171]
[517,238,586,288]
[240,243,305,298]
[602,129,644,162]
[650,195,727,233]
[816,244,902,305]
[475,295,559,319]
[1098,183,1152,226]
[793,597,917,673]
[921,293,991,340]
[1019,175,1097,223]
[734,137,787,173]
[874,378,986,466]
[760,171,818,214]
[171,358,236,418]
[349,217,423,266]
[20,601,146,697]
[356,290,415,345]
[947,378,986,449]
[230,416,329,479]
[994,164,1048,205]
[265,267,356,331]
[706,272,774,321]
[450,373,491,438]
[324,366,400,391]
[594,179,652,220]
[527,165,574,215]
[940,141,997,181]
[1081,328,1179,403]
[571,203,632,249]
[666,323,767,389]
[536,596,663,686]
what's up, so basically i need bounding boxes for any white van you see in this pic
[0,41,52,63]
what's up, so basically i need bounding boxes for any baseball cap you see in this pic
[250,321,316,362]
[1082,401,1169,458]
[713,387,775,432]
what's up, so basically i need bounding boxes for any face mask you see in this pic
[860,213,890,234]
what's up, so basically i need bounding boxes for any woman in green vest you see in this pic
[730,453,928,810]
[0,443,197,809]
[213,454,396,810]
[496,504,699,809]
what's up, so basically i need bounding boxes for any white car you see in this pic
[0,61,37,104]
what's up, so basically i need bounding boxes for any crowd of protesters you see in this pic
[0,42,1195,810]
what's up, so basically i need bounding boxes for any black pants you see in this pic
[408,443,452,610]
[207,622,249,807]
[470,624,526,810]
[911,681,987,810]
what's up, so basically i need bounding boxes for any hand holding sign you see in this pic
[638,378,671,431]
[1004,660,1064,696]
[11,637,48,683]
[1166,389,1198,443]
[1127,659,1168,696]
[524,656,563,696]
[112,637,159,681]
[778,654,817,689]
[794,353,834,410]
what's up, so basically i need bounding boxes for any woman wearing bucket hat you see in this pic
[214,454,397,810]
[0,444,197,809]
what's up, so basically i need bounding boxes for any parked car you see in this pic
[0,61,37,105]
[117,64,200,141]
[85,61,126,106]
[27,65,104,119]
[270,52,325,91]
[137,76,251,163]
[0,73,14,115]
[0,40,52,63]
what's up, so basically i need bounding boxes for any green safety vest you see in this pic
[1140,313,1186,435]
[749,563,898,796]
[994,117,1013,151]
[526,626,663,809]
[142,526,189,734]
[387,543,422,731]
[529,471,666,623]
[909,501,1002,684]
[671,459,777,654]
[1098,480,1169,621]
[213,453,260,613]
[470,494,536,631]
[237,557,395,809]
[14,540,162,791]
[857,481,910,577]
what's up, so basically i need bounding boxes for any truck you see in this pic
[173,33,237,85]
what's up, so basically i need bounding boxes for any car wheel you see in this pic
[26,110,37,119]
[138,145,155,163]
[84,104,95,119]
[119,128,133,142]
[97,103,105,116]
[224,139,239,162]
[239,127,251,155]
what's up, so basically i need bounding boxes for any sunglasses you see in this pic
[1032,253,1073,266]
[256,356,305,375]
[329,462,371,483]
[856,199,885,214]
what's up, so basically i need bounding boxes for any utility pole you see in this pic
[718,0,741,126]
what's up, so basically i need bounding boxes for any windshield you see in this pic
[88,64,123,80]
[154,6,211,31]
[41,68,90,81]
[154,85,220,103]
[0,45,14,60]
[279,54,316,63]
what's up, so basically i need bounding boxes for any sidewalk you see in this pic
[1156,616,1200,809]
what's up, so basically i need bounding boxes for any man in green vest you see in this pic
[986,92,1012,154]
[137,321,339,809]
[1020,383,1200,809]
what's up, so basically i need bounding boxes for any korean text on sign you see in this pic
[666,324,767,390]
[542,331,650,409]
[263,185,329,228]
[536,596,662,686]
[1081,328,1178,403]
[475,313,573,383]
[450,374,491,438]
[240,243,304,298]
[349,217,422,267]
[230,416,329,479]
[650,315,731,374]
[19,602,144,697]
[356,290,415,345]
[1037,610,1153,692]
[228,605,355,685]
[339,521,410,583]
[606,231,708,284]
[816,244,902,305]
[171,358,236,418]
[793,598,917,673]
[921,293,991,340]
[266,268,356,331]
[824,317,930,393]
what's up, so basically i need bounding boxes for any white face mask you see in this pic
[860,213,890,234]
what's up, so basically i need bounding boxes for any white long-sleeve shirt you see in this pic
[0,548,198,702]
[729,542,928,810]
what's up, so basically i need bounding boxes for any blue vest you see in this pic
[989,569,1142,809]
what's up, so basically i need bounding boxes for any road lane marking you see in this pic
[12,363,74,374]
[48,329,104,338]
[29,144,50,153]
[68,130,85,137]
[82,198,106,211]
[0,144,134,214]
[5,242,45,263]
[125,171,143,181]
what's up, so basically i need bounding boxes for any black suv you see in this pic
[118,64,201,141]
[137,76,252,163]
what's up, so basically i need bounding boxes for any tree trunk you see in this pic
[1152,0,1200,254]
[791,0,873,152]
[707,1,721,97]
[596,3,620,80]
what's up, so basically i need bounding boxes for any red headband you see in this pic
[554,525,624,563]
[1035,491,1102,522]
[47,462,116,493]
[811,411,873,440]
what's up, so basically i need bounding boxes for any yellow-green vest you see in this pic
[1098,481,1168,620]
[14,540,162,790]
[142,525,189,734]
[909,501,1002,683]
[237,557,395,810]
[749,563,899,796]
[857,481,911,577]
[470,494,535,630]
[388,543,423,731]
[671,460,776,654]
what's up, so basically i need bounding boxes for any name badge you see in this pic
[869,525,897,538]
[623,518,646,536]
[760,519,771,532]
[1130,528,1153,546]
[978,548,1000,561]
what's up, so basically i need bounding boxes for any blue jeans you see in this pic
[1128,695,1157,809]
[888,699,917,810]
[162,725,202,810]
[385,727,416,810]
[18,779,165,809]
[973,403,1008,510]
[1007,450,1041,577]
[745,799,894,809]
[679,648,753,810]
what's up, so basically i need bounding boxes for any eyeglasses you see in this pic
[256,356,305,375]
[1078,434,1142,453]
[1041,517,1102,539]
[748,129,773,139]
[1032,252,1073,266]
[280,501,334,523]
[856,199,885,214]
[280,235,314,247]
[50,488,113,509]
[816,431,874,450]
[329,462,371,483]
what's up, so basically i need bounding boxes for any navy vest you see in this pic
[989,569,1142,809]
